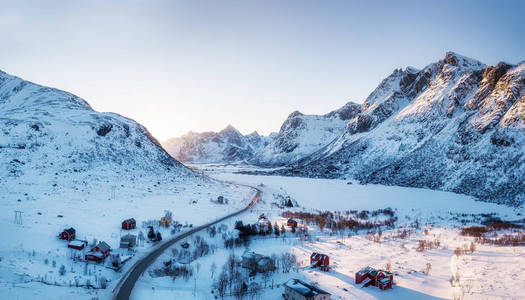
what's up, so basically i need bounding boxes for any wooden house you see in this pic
[355,266,393,290]
[68,240,87,250]
[283,278,331,300]
[310,252,330,272]
[59,228,76,241]
[121,218,136,230]
[120,234,137,249]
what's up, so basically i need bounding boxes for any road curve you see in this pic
[113,189,260,300]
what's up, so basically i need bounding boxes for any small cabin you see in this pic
[59,228,76,241]
[121,218,136,230]
[68,240,87,250]
[91,241,111,258]
[283,278,331,300]
[120,234,137,249]
[310,252,330,272]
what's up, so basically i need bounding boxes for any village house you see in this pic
[121,218,136,230]
[241,251,276,273]
[67,240,87,250]
[283,278,331,300]
[85,241,111,262]
[58,227,76,241]
[310,252,330,272]
[120,234,137,249]
[355,266,393,290]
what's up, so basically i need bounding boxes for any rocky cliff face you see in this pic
[279,52,525,206]
[248,101,361,166]
[162,125,270,164]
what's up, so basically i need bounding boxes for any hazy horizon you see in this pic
[1,0,524,140]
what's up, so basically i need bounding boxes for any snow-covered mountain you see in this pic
[162,125,271,164]
[248,101,361,166]
[278,52,525,206]
[0,69,196,189]
[0,69,254,202]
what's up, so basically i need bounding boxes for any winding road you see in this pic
[113,189,260,300]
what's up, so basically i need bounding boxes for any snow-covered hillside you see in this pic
[278,52,525,206]
[248,101,361,166]
[162,125,271,164]
[0,70,255,299]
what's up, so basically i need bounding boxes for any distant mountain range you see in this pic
[162,125,272,164]
[163,52,524,206]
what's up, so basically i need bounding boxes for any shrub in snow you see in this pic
[59,264,66,276]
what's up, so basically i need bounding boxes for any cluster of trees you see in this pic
[171,235,214,264]
[282,208,397,233]
[153,261,194,282]
[213,251,299,299]
[234,221,286,238]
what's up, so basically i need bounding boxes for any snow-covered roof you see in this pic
[86,251,104,258]
[257,257,273,266]
[378,277,391,284]
[242,251,262,260]
[357,266,375,276]
[121,234,136,242]
[285,279,331,297]
[96,241,111,251]
[68,240,85,247]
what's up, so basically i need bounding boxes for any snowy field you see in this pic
[132,165,524,300]
[0,168,255,300]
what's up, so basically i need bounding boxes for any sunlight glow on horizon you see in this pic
[1,0,524,140]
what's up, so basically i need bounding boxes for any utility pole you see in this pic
[14,210,23,225]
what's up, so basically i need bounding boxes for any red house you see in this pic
[355,266,393,290]
[121,218,136,230]
[310,252,330,272]
[85,241,111,263]
[68,240,88,250]
[59,228,76,241]
[287,219,298,228]
[85,252,105,263]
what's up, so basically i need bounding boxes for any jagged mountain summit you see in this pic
[162,125,271,164]
[248,101,361,166]
[278,52,525,206]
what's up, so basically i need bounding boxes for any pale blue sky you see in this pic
[1,0,524,139]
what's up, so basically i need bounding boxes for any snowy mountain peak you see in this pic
[443,51,486,70]
[278,53,524,206]
[162,125,271,164]
[220,124,239,133]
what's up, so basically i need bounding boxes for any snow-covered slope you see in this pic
[280,52,525,206]
[249,101,361,166]
[0,69,197,188]
[162,125,271,164]
[0,69,256,298]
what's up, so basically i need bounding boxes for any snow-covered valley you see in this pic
[129,165,524,300]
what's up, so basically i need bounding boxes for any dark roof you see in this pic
[285,279,331,297]
[96,241,111,251]
[64,227,75,234]
[123,218,136,223]
[121,234,136,242]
